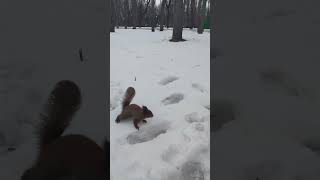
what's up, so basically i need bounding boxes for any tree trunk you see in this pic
[124,0,129,29]
[151,0,156,32]
[190,0,196,29]
[170,0,184,42]
[197,0,207,34]
[185,0,190,28]
[196,0,202,28]
[159,0,166,31]
[166,0,172,28]
[132,0,138,29]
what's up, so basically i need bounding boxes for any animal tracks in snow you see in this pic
[192,83,207,93]
[158,76,179,86]
[162,93,184,105]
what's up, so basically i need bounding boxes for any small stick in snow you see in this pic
[79,48,84,62]
[134,76,136,81]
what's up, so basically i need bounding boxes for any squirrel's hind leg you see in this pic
[133,119,140,130]
[115,115,120,123]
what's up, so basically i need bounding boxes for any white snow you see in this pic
[214,0,320,179]
[110,29,210,180]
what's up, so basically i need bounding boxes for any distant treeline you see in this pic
[110,0,211,30]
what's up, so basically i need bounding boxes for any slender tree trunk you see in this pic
[166,0,172,28]
[197,0,207,34]
[159,0,166,31]
[185,0,190,28]
[190,0,196,29]
[132,0,138,29]
[124,0,129,29]
[170,0,184,42]
[151,0,156,32]
[196,0,202,28]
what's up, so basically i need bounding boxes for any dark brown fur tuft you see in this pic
[122,87,135,110]
[37,80,81,151]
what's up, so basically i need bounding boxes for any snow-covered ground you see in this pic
[213,0,320,179]
[110,29,210,180]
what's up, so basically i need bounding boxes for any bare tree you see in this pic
[124,0,130,29]
[170,0,185,42]
[197,0,208,34]
[132,0,138,29]
[151,0,156,31]
[190,0,196,29]
[185,0,190,28]
[196,0,202,27]
[159,0,166,31]
[165,0,172,28]
[137,0,151,27]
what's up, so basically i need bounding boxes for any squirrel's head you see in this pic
[142,106,153,118]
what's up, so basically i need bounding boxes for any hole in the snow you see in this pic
[159,76,179,86]
[127,121,170,144]
[162,93,184,105]
[192,83,207,93]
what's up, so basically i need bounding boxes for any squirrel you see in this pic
[21,80,108,180]
[115,87,153,130]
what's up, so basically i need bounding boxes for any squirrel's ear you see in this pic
[142,106,148,113]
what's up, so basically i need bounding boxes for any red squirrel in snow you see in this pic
[115,87,153,130]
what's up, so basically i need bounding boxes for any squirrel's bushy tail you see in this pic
[38,80,82,150]
[122,87,135,110]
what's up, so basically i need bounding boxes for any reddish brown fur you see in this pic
[116,87,153,130]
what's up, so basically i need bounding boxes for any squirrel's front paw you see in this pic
[115,118,120,123]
